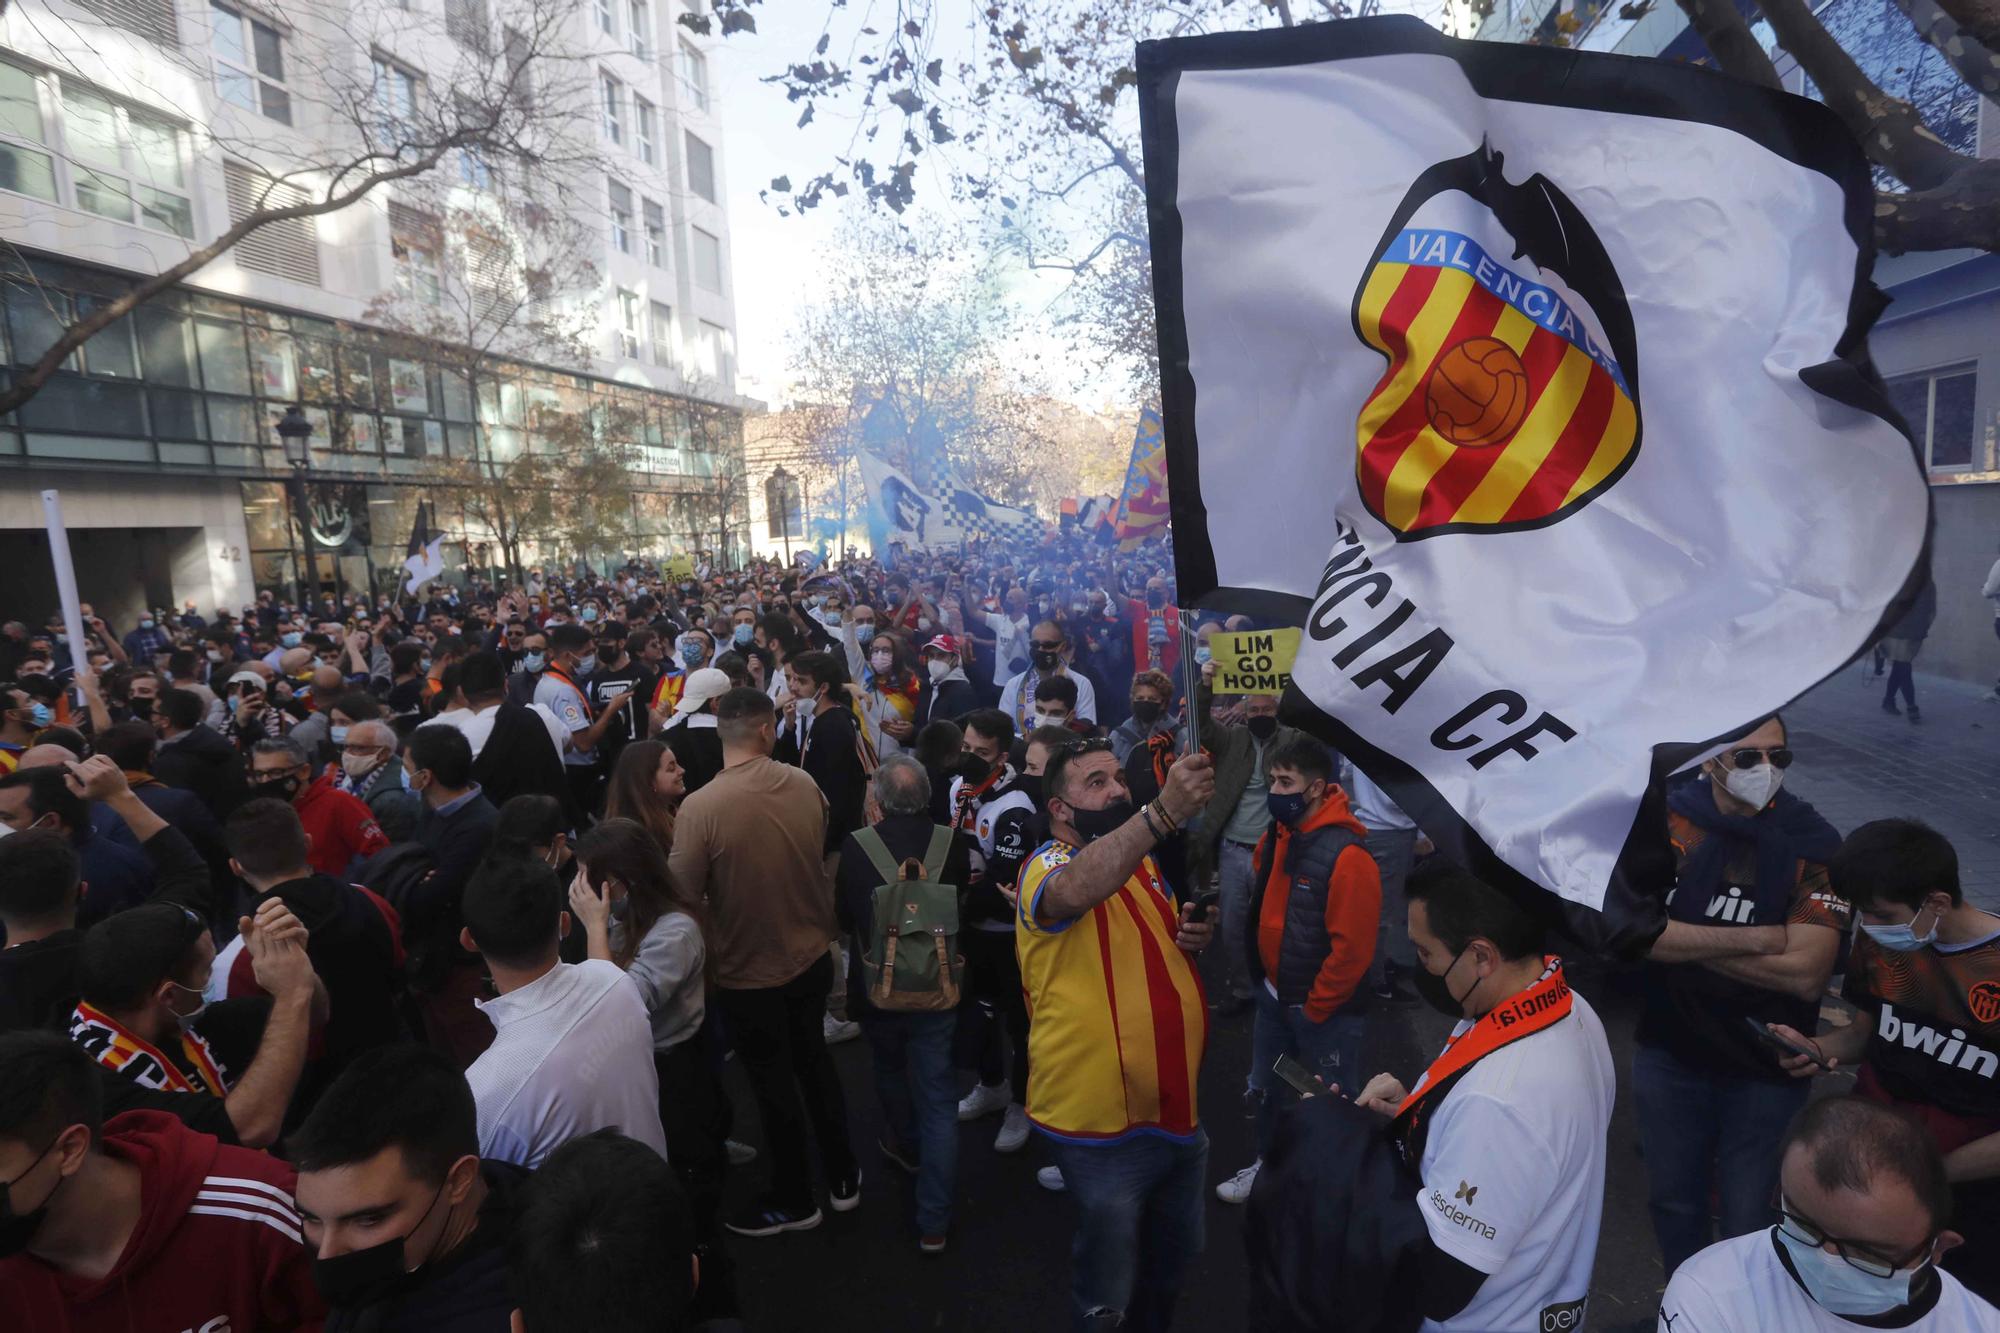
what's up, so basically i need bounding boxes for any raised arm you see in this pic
[1036,754,1214,923]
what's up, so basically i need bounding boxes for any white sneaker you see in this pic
[725,1139,758,1166]
[1036,1165,1067,1192]
[995,1104,1031,1154]
[1215,1160,1261,1204]
[956,1081,1011,1122]
[822,1014,861,1045]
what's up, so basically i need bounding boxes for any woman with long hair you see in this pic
[567,818,736,1317]
[603,739,684,855]
[858,626,923,759]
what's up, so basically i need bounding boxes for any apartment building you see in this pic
[0,0,749,626]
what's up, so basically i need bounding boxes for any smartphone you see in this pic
[1745,1017,1825,1067]
[1183,891,1220,923]
[1273,1054,1334,1099]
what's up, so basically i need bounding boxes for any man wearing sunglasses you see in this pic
[1661,1095,1998,1330]
[1634,715,1851,1283]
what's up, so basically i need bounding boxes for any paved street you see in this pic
[725,667,2000,1332]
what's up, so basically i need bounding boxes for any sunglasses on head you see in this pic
[1727,747,1793,770]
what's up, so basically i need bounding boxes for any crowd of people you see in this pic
[0,531,1995,1332]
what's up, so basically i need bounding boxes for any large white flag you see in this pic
[1139,18,1928,950]
[859,452,1041,550]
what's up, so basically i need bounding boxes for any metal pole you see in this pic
[292,467,322,613]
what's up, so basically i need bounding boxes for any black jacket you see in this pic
[471,702,573,824]
[258,873,407,1114]
[0,824,211,1033]
[327,1160,527,1333]
[776,704,867,854]
[665,721,724,796]
[1245,1093,1430,1333]
[152,724,247,818]
[834,814,975,1019]
[921,677,978,727]
[412,792,500,984]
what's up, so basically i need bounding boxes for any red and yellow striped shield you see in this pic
[1353,229,1639,539]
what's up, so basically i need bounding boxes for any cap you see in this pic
[675,667,731,715]
[226,670,266,689]
[923,634,963,657]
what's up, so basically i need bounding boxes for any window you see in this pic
[684,131,715,202]
[445,0,491,54]
[634,96,656,165]
[617,289,641,358]
[502,26,533,105]
[0,63,57,204]
[56,84,193,236]
[74,0,178,48]
[390,203,441,305]
[223,160,320,284]
[698,320,731,384]
[608,179,633,254]
[466,232,511,319]
[596,0,617,37]
[679,42,708,112]
[600,72,623,144]
[211,4,291,125]
[372,56,421,128]
[1886,364,1979,472]
[629,0,651,58]
[458,147,492,190]
[649,300,673,366]
[690,226,721,292]
[643,198,665,266]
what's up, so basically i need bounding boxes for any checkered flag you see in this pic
[942,483,1041,543]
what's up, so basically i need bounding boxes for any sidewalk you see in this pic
[1782,663,2000,904]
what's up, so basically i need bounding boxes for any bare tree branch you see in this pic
[1757,0,1971,189]
[1933,0,2000,51]
[1672,0,1784,89]
[1875,158,2000,251]
[1890,0,2000,100]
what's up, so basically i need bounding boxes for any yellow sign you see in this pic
[1213,628,1300,696]
[664,554,695,581]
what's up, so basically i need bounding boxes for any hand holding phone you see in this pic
[1273,1054,1337,1099]
[1746,1017,1828,1072]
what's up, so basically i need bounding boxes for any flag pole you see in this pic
[1178,607,1202,760]
[40,490,88,685]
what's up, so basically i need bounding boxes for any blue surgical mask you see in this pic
[330,725,350,746]
[679,639,706,670]
[1194,645,1213,665]
[732,624,754,647]
[25,703,52,729]
[139,618,155,630]
[280,632,303,648]
[576,654,597,676]
[1265,790,1310,827]
[1860,906,1939,954]
[523,652,545,672]
[1773,1221,1928,1316]
[582,607,598,622]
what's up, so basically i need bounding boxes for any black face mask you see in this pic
[1246,715,1279,742]
[0,1135,64,1259]
[312,1180,449,1309]
[1410,946,1473,1019]
[1031,647,1062,672]
[1145,589,1166,610]
[1014,773,1044,808]
[1130,699,1165,726]
[254,772,302,801]
[955,752,996,785]
[1067,797,1134,844]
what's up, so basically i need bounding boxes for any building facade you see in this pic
[1475,0,2000,684]
[0,0,749,630]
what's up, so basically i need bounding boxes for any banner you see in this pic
[664,553,695,581]
[1138,18,1928,952]
[1114,408,1171,548]
[858,452,1042,551]
[1212,628,1301,695]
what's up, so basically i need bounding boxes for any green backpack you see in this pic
[853,825,964,1012]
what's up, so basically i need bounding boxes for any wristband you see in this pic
[1149,800,1179,835]
[1139,804,1166,843]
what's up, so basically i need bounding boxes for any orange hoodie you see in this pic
[1254,786,1380,1021]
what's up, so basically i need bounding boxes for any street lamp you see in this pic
[277,404,321,613]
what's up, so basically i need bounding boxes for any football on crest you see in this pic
[1425,337,1530,448]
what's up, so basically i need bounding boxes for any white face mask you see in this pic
[927,658,951,682]
[869,650,894,675]
[1721,762,1783,810]
[794,695,817,719]
[341,750,384,781]
[1033,710,1064,731]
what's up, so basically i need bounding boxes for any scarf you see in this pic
[70,1001,228,1097]
[1392,957,1571,1165]
[1665,775,1839,925]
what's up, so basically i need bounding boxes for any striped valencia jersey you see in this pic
[1846,929,2000,1119]
[651,669,686,714]
[1014,841,1207,1142]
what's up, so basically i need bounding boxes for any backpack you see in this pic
[853,825,963,1012]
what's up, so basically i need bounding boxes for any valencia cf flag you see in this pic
[1138,18,1929,953]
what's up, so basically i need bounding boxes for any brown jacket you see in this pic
[668,755,832,990]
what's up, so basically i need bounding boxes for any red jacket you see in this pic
[0,1110,325,1332]
[295,769,388,877]
[1126,598,1181,677]
[1254,788,1379,1021]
